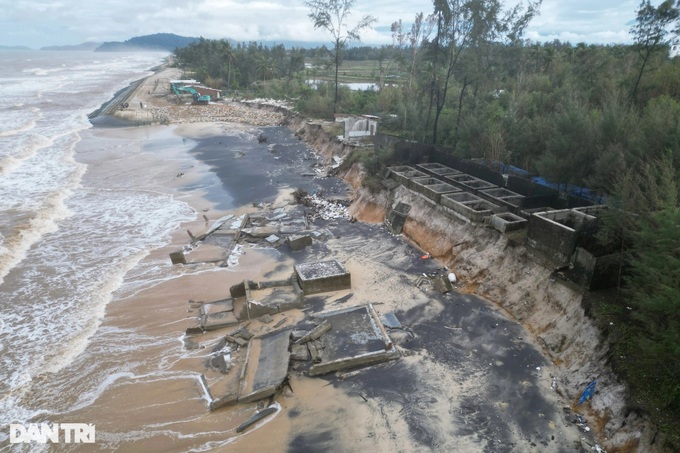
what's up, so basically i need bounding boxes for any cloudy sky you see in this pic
[0,0,644,49]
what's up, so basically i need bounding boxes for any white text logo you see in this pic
[9,423,95,444]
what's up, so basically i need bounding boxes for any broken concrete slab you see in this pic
[265,234,280,244]
[200,214,236,239]
[199,298,239,331]
[294,260,351,295]
[290,343,310,361]
[238,328,291,403]
[308,304,399,376]
[295,320,331,344]
[242,226,279,238]
[209,392,239,411]
[238,285,304,320]
[202,311,239,331]
[380,313,402,329]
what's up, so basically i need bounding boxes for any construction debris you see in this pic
[236,406,277,433]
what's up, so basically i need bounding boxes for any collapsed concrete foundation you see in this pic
[308,304,399,376]
[294,260,351,295]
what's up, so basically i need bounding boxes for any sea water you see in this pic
[0,51,198,437]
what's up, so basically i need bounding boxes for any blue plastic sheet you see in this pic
[578,380,597,404]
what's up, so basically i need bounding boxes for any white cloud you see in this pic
[0,0,650,49]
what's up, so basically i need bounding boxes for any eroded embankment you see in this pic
[283,116,669,453]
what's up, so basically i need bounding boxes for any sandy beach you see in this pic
[4,64,592,452]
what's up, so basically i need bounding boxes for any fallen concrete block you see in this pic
[295,320,331,344]
[290,343,310,361]
[294,260,351,295]
[235,328,254,340]
[225,335,248,347]
[288,235,313,251]
[432,274,453,294]
[170,251,187,265]
[209,392,238,411]
[230,282,247,298]
[290,330,309,342]
[260,313,274,324]
[308,341,322,363]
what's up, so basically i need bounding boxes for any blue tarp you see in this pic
[578,380,597,404]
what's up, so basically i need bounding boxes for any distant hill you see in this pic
[42,42,101,51]
[95,33,199,52]
[0,45,32,51]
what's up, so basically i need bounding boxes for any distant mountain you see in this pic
[0,45,32,51]
[41,42,101,51]
[95,33,199,52]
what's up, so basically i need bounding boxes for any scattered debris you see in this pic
[288,234,312,251]
[295,320,331,344]
[574,414,591,432]
[260,314,273,324]
[265,234,280,244]
[380,312,402,329]
[297,193,350,220]
[290,343,310,361]
[236,406,277,433]
[578,380,597,405]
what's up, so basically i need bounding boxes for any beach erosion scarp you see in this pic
[77,69,661,452]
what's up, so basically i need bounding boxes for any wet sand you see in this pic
[25,70,589,451]
[95,119,583,452]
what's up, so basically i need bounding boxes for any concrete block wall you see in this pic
[480,187,525,209]
[387,166,428,191]
[416,163,462,178]
[410,177,461,203]
[526,209,597,266]
[443,173,497,194]
[490,212,528,233]
[441,192,500,223]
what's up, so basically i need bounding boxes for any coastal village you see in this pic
[87,65,661,452]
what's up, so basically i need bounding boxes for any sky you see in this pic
[0,0,646,49]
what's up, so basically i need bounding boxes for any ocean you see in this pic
[0,51,202,444]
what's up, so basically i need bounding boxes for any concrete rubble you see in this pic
[183,252,403,413]
[169,201,343,266]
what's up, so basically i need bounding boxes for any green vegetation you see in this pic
[173,1,680,444]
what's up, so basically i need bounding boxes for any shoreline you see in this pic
[54,62,653,451]
[63,118,589,451]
